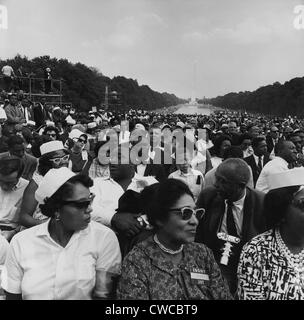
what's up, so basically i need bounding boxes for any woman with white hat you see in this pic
[2,167,121,300]
[238,168,304,300]
[19,140,70,228]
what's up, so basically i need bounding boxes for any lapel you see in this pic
[241,188,252,243]
[206,193,225,240]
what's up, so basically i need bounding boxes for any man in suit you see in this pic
[195,158,266,296]
[4,94,25,125]
[244,136,270,187]
[266,125,279,157]
[19,98,34,123]
[33,98,48,128]
[0,135,37,181]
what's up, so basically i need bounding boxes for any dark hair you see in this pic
[223,146,243,160]
[211,135,232,157]
[274,140,291,156]
[238,133,252,145]
[264,186,300,229]
[43,126,59,138]
[37,149,70,176]
[31,135,52,158]
[0,157,24,178]
[7,135,24,149]
[94,140,108,158]
[252,136,266,149]
[40,174,93,218]
[145,179,193,230]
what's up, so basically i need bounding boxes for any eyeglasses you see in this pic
[49,154,70,165]
[61,193,95,209]
[78,139,87,144]
[168,207,205,220]
[47,134,56,138]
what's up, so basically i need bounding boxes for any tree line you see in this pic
[199,77,304,117]
[0,55,186,111]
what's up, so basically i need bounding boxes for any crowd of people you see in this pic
[0,87,304,300]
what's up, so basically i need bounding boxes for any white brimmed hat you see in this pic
[88,122,97,129]
[40,140,65,155]
[27,120,36,126]
[0,107,7,120]
[69,129,83,140]
[35,167,75,204]
[65,115,76,125]
[46,120,55,127]
[268,168,304,191]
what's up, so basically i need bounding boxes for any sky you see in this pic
[0,0,304,99]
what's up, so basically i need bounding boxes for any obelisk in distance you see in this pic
[190,60,198,106]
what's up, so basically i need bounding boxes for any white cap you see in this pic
[46,120,55,127]
[27,120,36,126]
[268,168,304,191]
[135,123,145,130]
[69,129,83,140]
[88,122,97,129]
[65,115,76,125]
[176,121,184,128]
[35,167,75,204]
[40,140,65,155]
[53,106,61,112]
[0,107,7,120]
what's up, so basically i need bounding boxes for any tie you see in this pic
[258,156,263,172]
[226,200,238,237]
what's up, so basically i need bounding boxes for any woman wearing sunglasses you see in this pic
[68,133,92,175]
[19,140,71,228]
[238,168,304,300]
[1,167,121,300]
[117,179,232,300]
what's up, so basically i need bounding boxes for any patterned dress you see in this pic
[238,229,304,300]
[117,236,232,300]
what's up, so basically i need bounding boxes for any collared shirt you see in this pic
[253,154,264,168]
[136,164,147,177]
[256,157,289,193]
[91,178,125,227]
[88,158,110,180]
[220,191,246,237]
[117,236,232,300]
[0,178,29,228]
[168,168,204,201]
[1,220,121,300]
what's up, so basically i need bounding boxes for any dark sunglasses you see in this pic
[78,139,87,144]
[61,193,95,209]
[168,207,205,220]
[47,133,56,137]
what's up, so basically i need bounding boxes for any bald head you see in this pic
[217,158,250,186]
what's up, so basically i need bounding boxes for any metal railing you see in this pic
[0,75,63,105]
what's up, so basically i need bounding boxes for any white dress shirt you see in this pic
[253,154,264,168]
[220,192,246,237]
[1,220,121,300]
[256,156,289,193]
[0,178,29,228]
[91,178,125,227]
[168,168,204,201]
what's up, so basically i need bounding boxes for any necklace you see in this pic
[275,228,304,288]
[153,234,184,255]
